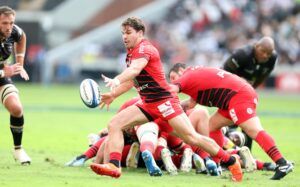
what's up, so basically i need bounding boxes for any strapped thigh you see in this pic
[0,84,19,104]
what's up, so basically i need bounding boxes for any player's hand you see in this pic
[101,74,120,91]
[99,92,115,110]
[19,65,30,81]
[99,128,108,137]
[2,64,23,77]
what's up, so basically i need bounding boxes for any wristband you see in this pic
[16,53,25,57]
[114,78,120,86]
[0,70,5,78]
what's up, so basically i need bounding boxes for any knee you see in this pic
[107,117,122,132]
[196,108,209,120]
[9,104,23,117]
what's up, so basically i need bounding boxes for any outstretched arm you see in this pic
[103,58,148,90]
[99,80,134,110]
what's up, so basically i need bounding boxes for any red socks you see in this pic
[255,130,283,162]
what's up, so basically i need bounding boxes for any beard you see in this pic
[0,30,9,40]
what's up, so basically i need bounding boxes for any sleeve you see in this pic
[12,25,24,42]
[132,43,151,61]
[252,54,277,88]
[224,49,248,73]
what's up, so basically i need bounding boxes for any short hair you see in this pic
[168,63,186,77]
[122,17,145,33]
[0,6,16,16]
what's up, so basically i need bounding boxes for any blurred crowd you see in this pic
[102,0,300,67]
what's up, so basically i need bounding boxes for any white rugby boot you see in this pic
[126,142,140,168]
[13,148,31,165]
[192,154,206,174]
[180,148,193,172]
[239,146,256,172]
[161,148,177,175]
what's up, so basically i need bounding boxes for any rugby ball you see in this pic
[79,79,101,108]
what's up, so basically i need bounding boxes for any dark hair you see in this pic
[0,6,15,16]
[168,63,186,78]
[122,17,145,33]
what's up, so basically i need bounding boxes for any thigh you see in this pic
[109,105,149,131]
[168,113,196,138]
[209,110,233,132]
[239,116,264,139]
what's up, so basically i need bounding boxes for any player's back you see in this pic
[176,67,250,109]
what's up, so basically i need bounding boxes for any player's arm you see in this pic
[100,80,134,110]
[14,32,26,66]
[223,56,240,74]
[14,32,29,80]
[180,97,197,111]
[102,58,148,89]
[223,49,246,74]
[116,58,147,83]
[253,63,276,88]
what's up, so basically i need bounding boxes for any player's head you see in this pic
[228,131,246,147]
[168,63,186,83]
[254,36,275,63]
[121,17,145,49]
[0,6,15,39]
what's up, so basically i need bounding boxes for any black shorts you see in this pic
[0,78,13,86]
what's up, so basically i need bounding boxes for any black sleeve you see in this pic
[11,25,24,43]
[223,49,246,74]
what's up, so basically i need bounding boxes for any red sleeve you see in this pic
[132,43,152,61]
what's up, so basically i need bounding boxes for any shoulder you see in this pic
[139,39,158,53]
[232,45,253,58]
[11,25,24,42]
[269,51,277,64]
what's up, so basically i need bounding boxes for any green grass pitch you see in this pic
[0,83,299,187]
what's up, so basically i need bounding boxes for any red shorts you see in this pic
[154,107,195,134]
[136,97,184,121]
[218,85,258,125]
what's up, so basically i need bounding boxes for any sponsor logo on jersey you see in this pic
[139,45,145,54]
[229,109,238,123]
[244,69,254,74]
[232,58,240,68]
[247,108,253,114]
[136,83,149,91]
[158,101,175,117]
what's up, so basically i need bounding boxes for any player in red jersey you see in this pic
[90,17,242,181]
[169,63,293,180]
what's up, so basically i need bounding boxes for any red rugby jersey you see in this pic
[126,39,172,103]
[173,66,249,109]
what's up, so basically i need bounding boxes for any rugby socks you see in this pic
[192,145,210,159]
[228,149,239,155]
[216,148,231,163]
[177,144,192,154]
[10,115,24,148]
[171,154,182,168]
[209,130,225,148]
[154,145,164,160]
[140,141,155,154]
[83,137,106,159]
[255,130,286,164]
[256,160,264,170]
[109,152,122,168]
